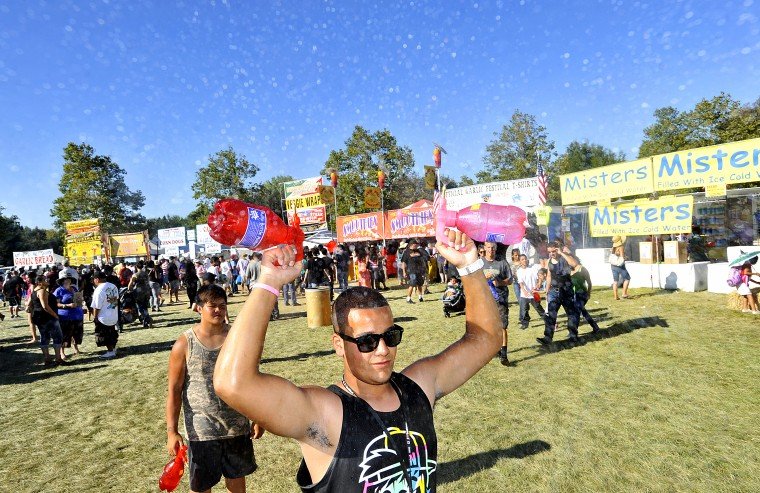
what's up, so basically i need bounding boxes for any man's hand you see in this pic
[258,245,302,289]
[435,228,477,269]
[166,432,184,456]
[252,422,265,439]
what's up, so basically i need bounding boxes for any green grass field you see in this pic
[1,282,758,492]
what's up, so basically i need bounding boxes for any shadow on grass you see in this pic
[160,316,202,329]
[512,316,670,364]
[123,340,175,356]
[261,349,334,364]
[395,316,418,323]
[438,440,551,484]
[0,349,110,385]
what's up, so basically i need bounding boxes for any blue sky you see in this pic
[1,0,758,228]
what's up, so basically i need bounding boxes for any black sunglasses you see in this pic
[336,325,404,353]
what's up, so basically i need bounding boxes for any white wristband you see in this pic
[457,258,484,277]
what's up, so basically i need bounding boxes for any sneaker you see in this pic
[0,313,4,321]
[753,311,760,315]
[536,336,552,346]
[520,324,529,330]
[742,308,751,313]
[407,299,414,304]
[99,351,116,359]
[418,297,423,302]
[293,302,300,306]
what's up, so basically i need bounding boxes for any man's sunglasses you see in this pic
[336,325,404,353]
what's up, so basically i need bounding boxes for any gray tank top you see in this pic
[182,328,250,441]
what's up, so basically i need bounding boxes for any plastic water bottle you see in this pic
[434,193,527,246]
[207,199,305,260]
[159,445,187,492]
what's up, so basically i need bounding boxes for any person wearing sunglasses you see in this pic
[214,228,503,492]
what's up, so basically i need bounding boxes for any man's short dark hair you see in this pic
[94,270,107,280]
[196,284,227,306]
[331,287,390,334]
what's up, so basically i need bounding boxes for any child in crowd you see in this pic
[737,263,760,314]
[441,276,465,317]
[166,284,264,493]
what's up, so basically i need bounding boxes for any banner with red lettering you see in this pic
[385,207,434,239]
[13,249,56,267]
[337,212,385,243]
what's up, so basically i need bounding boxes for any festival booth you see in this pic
[559,138,760,294]
[64,218,106,266]
[106,231,150,263]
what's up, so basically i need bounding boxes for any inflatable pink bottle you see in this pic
[434,193,527,245]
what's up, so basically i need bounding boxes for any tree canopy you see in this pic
[0,207,63,265]
[478,110,556,184]
[322,126,417,215]
[250,175,295,219]
[639,93,760,157]
[51,142,145,234]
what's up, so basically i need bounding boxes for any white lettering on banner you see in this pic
[390,210,433,233]
[342,216,378,236]
[158,227,187,247]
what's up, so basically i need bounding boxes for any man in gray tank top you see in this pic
[165,284,264,493]
[214,228,504,492]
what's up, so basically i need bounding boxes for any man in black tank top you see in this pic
[215,228,504,492]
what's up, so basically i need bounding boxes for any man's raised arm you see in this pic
[214,245,322,441]
[403,229,503,405]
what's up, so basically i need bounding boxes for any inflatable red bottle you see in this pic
[207,199,304,261]
[159,445,187,492]
[434,193,527,246]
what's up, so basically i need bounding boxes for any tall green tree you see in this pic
[478,110,556,184]
[0,207,24,266]
[552,141,626,203]
[638,93,760,158]
[322,126,416,216]
[190,146,260,224]
[51,143,145,234]
[144,214,191,238]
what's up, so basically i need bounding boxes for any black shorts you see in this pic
[408,273,425,287]
[94,319,118,347]
[7,296,19,307]
[60,319,84,346]
[188,434,257,492]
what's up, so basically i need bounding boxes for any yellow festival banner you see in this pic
[285,192,325,211]
[65,218,100,234]
[66,240,104,266]
[652,137,760,191]
[588,196,693,237]
[424,165,437,190]
[364,187,381,209]
[109,232,149,257]
[560,158,654,205]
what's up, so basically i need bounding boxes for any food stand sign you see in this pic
[13,249,55,267]
[588,196,693,237]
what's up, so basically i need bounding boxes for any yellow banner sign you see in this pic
[424,165,437,190]
[65,218,100,235]
[560,158,654,205]
[66,239,103,266]
[588,196,693,237]
[109,232,149,257]
[364,187,381,210]
[653,137,760,191]
[285,193,325,211]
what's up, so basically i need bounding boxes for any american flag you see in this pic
[536,161,547,205]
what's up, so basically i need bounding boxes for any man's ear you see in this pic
[332,332,345,357]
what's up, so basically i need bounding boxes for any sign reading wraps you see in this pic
[284,177,323,199]
[386,208,434,239]
[588,196,693,237]
[446,178,541,211]
[158,227,187,248]
[337,212,384,243]
[561,158,654,205]
[109,232,149,257]
[653,137,760,191]
[13,249,55,267]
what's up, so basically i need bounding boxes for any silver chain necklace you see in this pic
[341,375,358,397]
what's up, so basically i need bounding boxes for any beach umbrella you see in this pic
[729,251,760,267]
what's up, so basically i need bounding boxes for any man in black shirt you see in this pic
[401,239,427,303]
[537,240,581,345]
[215,228,503,493]
[481,241,513,366]
[333,245,350,291]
